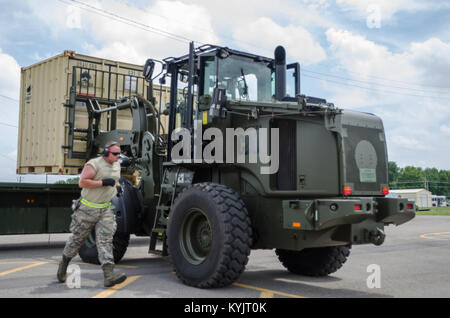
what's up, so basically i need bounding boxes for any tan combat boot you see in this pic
[57,255,72,283]
[102,264,127,287]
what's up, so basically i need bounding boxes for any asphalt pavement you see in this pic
[0,215,449,298]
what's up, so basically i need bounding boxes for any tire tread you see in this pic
[275,245,351,277]
[169,182,252,288]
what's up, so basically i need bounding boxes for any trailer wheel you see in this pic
[275,245,351,277]
[167,183,252,288]
[78,232,130,265]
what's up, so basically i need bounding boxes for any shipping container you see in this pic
[17,51,172,175]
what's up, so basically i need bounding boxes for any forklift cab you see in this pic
[144,43,301,160]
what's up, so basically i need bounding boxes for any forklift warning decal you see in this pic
[360,168,377,183]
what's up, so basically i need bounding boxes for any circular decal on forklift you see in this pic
[355,140,377,183]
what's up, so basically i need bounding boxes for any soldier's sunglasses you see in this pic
[111,152,121,156]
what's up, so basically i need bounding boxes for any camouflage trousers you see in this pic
[63,200,117,266]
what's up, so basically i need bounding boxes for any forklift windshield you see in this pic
[202,55,274,103]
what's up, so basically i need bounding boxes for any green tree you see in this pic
[388,161,400,184]
[389,163,450,196]
[396,166,424,189]
[424,168,439,193]
[438,170,450,197]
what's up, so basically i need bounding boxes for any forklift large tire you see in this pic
[167,183,252,288]
[275,245,351,277]
[78,232,130,265]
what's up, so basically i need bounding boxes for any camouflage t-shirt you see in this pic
[80,156,120,203]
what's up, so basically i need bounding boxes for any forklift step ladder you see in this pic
[149,168,180,256]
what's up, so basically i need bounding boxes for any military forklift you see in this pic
[78,42,415,288]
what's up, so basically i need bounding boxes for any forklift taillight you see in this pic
[343,186,352,196]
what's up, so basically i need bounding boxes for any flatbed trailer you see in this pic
[0,182,79,235]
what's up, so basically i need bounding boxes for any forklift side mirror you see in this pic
[179,73,189,83]
[143,59,156,82]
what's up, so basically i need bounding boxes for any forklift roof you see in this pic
[163,44,274,67]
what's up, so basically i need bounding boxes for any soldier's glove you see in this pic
[102,178,116,187]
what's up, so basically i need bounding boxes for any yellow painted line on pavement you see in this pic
[233,282,306,298]
[92,275,142,298]
[259,291,275,298]
[69,262,138,269]
[44,261,138,269]
[0,261,40,265]
[115,264,138,269]
[0,262,48,277]
[420,232,450,241]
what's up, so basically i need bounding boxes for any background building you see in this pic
[390,189,432,208]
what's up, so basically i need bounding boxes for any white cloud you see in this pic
[335,0,425,20]
[323,28,450,169]
[27,0,334,65]
[190,0,337,32]
[90,1,219,63]
[326,28,419,82]
[0,49,21,100]
[7,149,17,160]
[233,17,326,65]
[26,0,219,64]
[440,125,450,135]
[390,135,429,151]
[303,0,331,10]
[325,28,450,112]
[26,0,73,38]
[82,1,219,64]
[408,38,450,88]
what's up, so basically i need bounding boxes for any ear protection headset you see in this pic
[102,141,120,157]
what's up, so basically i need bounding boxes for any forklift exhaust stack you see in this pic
[274,46,287,101]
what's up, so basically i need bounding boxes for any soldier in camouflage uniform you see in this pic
[57,142,127,288]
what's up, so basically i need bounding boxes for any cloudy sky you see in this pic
[0,0,449,182]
